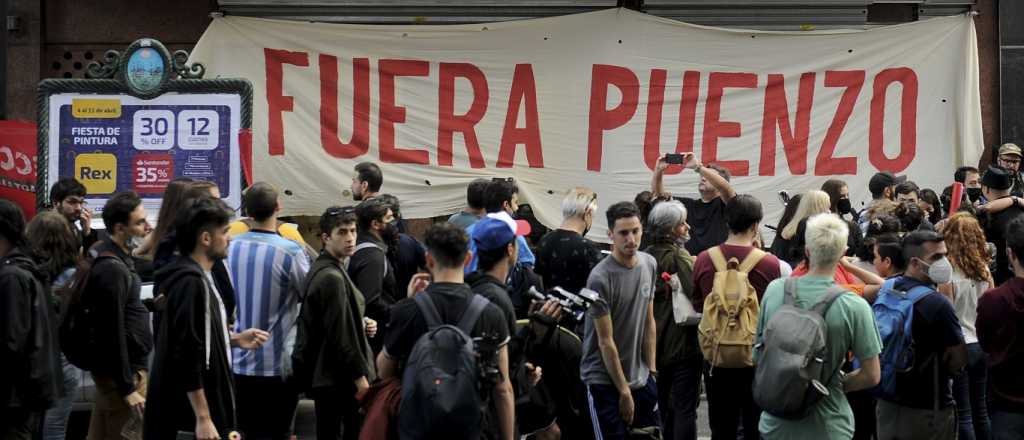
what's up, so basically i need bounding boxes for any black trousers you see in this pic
[659,356,703,440]
[0,408,38,440]
[312,389,363,440]
[235,375,300,440]
[704,363,760,440]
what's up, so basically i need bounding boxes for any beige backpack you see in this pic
[697,246,766,369]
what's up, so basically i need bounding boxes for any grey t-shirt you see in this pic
[580,252,657,388]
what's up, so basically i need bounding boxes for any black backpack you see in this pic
[397,293,490,440]
[59,252,122,371]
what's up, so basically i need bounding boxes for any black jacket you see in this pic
[467,272,518,338]
[348,233,397,343]
[0,248,61,410]
[154,232,236,327]
[145,256,236,439]
[981,199,1024,285]
[292,253,376,395]
[86,241,152,397]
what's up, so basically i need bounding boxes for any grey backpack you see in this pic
[752,278,845,419]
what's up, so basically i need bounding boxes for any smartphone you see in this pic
[664,153,686,165]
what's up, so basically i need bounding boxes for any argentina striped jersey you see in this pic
[227,230,311,377]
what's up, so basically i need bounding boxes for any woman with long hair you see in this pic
[26,211,82,440]
[772,190,831,266]
[134,177,194,259]
[920,188,944,226]
[821,179,858,221]
[941,213,992,440]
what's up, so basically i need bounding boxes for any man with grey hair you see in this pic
[535,187,604,295]
[643,200,701,440]
[755,214,882,439]
[651,153,735,256]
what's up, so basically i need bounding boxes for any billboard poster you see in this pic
[45,93,242,221]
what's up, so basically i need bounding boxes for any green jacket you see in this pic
[291,253,377,395]
[644,240,699,367]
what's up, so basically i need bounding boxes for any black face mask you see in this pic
[381,220,399,243]
[837,198,853,215]
[966,187,983,202]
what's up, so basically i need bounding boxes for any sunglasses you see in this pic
[326,206,357,216]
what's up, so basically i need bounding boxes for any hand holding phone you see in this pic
[664,153,697,169]
[664,153,685,165]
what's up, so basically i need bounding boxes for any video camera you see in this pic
[473,333,505,403]
[526,286,601,323]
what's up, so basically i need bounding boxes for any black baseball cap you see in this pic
[869,172,907,196]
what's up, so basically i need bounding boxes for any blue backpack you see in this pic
[871,277,933,400]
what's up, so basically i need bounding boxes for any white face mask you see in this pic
[919,256,953,284]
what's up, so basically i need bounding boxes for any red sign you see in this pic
[0,121,37,218]
[132,153,174,194]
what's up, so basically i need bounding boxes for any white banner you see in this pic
[190,9,982,240]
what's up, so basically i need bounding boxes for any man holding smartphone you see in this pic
[49,178,99,252]
[651,153,736,256]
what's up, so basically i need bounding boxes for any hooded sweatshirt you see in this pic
[145,256,236,440]
[0,248,61,410]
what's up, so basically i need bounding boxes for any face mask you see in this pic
[381,220,399,242]
[837,198,853,215]
[966,187,982,202]
[918,256,953,284]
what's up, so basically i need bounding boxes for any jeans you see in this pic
[587,376,661,440]
[991,410,1024,440]
[953,343,990,440]
[705,363,760,440]
[659,356,703,440]
[42,355,80,440]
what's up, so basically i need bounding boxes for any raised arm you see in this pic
[691,156,736,201]
[651,158,669,198]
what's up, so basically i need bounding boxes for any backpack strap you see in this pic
[457,295,491,334]
[414,293,444,329]
[810,286,847,317]
[737,248,767,274]
[905,284,934,303]
[782,277,798,306]
[354,242,389,275]
[708,246,728,272]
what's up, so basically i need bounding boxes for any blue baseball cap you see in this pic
[472,212,531,251]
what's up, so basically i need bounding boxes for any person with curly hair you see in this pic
[939,213,993,440]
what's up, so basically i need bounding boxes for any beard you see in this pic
[206,246,228,261]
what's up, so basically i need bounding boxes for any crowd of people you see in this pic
[5,143,1024,440]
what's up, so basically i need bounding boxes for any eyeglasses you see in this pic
[492,177,514,183]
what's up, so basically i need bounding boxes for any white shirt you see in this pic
[204,271,232,366]
[950,269,988,345]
